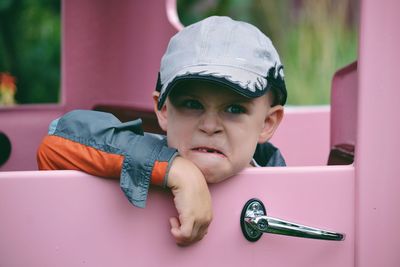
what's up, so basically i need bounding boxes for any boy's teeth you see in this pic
[196,148,221,154]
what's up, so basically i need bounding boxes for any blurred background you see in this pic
[0,0,357,106]
[0,0,60,105]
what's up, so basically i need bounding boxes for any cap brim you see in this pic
[158,65,270,110]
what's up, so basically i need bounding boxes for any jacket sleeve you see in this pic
[37,110,178,208]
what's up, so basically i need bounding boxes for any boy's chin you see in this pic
[203,173,231,184]
[195,163,235,184]
[185,153,247,183]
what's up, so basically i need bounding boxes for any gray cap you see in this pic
[156,16,287,109]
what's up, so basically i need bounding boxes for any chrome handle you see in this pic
[240,199,345,242]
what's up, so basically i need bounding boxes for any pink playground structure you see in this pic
[0,0,399,266]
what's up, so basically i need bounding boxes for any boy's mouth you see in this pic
[191,147,225,157]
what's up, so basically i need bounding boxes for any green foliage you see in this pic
[178,0,358,105]
[0,0,60,104]
[0,1,357,106]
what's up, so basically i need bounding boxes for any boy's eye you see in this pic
[182,99,203,110]
[226,104,246,114]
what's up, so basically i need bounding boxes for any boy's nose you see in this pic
[198,112,223,135]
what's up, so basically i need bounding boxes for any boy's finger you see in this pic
[169,217,180,230]
[171,217,196,245]
[179,217,195,238]
[170,218,209,245]
[196,223,209,239]
[170,217,187,242]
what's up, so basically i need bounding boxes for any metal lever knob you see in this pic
[240,199,345,242]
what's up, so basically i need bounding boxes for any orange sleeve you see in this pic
[38,135,171,186]
[150,161,169,186]
[37,135,123,178]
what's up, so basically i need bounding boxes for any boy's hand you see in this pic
[167,156,212,246]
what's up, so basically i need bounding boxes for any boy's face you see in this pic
[154,81,283,183]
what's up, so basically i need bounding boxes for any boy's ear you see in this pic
[258,105,284,144]
[152,91,168,132]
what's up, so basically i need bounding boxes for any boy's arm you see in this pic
[37,110,176,208]
[37,110,212,245]
[167,157,212,245]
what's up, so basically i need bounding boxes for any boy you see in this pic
[37,16,287,246]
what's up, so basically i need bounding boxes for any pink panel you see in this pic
[1,0,178,172]
[330,62,358,147]
[62,0,177,111]
[0,106,63,171]
[355,0,400,266]
[0,166,354,267]
[271,106,330,166]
